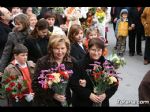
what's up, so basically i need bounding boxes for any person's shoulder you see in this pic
[27,61,36,68]
[36,55,49,64]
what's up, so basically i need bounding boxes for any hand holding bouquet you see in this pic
[38,64,73,106]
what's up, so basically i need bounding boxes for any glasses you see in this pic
[90,48,102,53]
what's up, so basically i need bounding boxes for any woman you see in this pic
[0,14,31,75]
[24,18,49,63]
[32,35,75,106]
[69,38,118,107]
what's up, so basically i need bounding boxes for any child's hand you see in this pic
[79,79,86,87]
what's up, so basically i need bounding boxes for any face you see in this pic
[14,53,28,64]
[29,16,37,28]
[74,29,84,43]
[88,45,102,61]
[0,8,12,21]
[26,7,33,16]
[52,42,67,61]
[37,29,48,38]
[11,7,22,15]
[88,31,98,39]
[122,13,128,19]
[46,17,55,27]
[14,20,24,31]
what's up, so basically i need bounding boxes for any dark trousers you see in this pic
[144,37,150,61]
[128,29,142,54]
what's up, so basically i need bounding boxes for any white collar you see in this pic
[14,59,27,68]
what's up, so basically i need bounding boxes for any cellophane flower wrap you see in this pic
[38,64,73,107]
[107,52,126,69]
[86,60,122,107]
[1,73,29,102]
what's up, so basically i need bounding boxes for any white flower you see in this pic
[109,76,117,85]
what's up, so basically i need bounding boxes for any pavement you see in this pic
[107,23,150,107]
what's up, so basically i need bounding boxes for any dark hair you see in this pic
[13,44,28,55]
[44,11,56,20]
[88,38,105,51]
[68,24,83,43]
[30,18,49,38]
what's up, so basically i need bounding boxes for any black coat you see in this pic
[24,36,49,63]
[70,43,87,61]
[128,7,145,30]
[32,55,75,106]
[69,54,118,107]
[0,21,12,58]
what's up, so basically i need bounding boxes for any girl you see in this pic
[68,24,87,61]
[24,18,49,63]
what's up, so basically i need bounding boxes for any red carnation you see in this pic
[10,75,16,80]
[9,82,16,88]
[5,78,11,83]
[17,83,22,89]
[6,87,12,92]
[59,71,69,79]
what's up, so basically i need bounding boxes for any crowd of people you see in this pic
[0,7,150,107]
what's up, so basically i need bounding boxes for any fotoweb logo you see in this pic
[117,99,150,105]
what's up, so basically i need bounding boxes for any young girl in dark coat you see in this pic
[24,19,49,63]
[68,24,87,61]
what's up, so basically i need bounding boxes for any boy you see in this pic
[115,9,130,57]
[1,44,35,106]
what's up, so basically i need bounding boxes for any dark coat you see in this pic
[0,29,31,73]
[70,42,87,61]
[128,7,145,30]
[24,36,49,63]
[0,21,12,58]
[32,55,75,106]
[69,54,118,107]
[139,70,150,107]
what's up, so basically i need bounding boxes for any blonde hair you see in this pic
[48,35,70,59]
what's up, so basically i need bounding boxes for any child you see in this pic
[83,27,108,57]
[68,24,87,61]
[115,9,129,57]
[1,44,35,106]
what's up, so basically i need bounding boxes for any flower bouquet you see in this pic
[38,64,73,107]
[107,52,126,69]
[86,60,120,107]
[95,8,105,23]
[1,73,29,102]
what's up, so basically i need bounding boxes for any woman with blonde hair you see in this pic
[32,35,75,106]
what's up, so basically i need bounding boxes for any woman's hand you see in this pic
[53,93,66,103]
[97,93,106,102]
[89,93,101,103]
